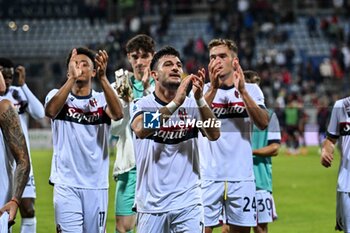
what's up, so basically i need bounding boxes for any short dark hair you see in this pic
[126,34,155,54]
[66,47,96,69]
[208,38,238,56]
[150,46,180,70]
[244,70,261,85]
[0,58,14,68]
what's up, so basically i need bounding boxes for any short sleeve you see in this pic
[327,100,341,138]
[45,89,59,107]
[267,112,281,141]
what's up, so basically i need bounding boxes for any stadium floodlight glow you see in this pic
[22,24,30,32]
[8,21,17,31]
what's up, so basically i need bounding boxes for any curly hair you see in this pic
[126,34,155,54]
[0,58,14,68]
[66,47,96,69]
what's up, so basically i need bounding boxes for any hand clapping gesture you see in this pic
[68,49,82,80]
[192,68,205,100]
[95,50,109,80]
[232,60,245,93]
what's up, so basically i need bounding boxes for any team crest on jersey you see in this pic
[69,97,75,101]
[89,98,97,107]
[234,90,240,99]
[12,89,20,100]
[178,107,188,121]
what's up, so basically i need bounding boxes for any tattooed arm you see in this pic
[0,99,30,223]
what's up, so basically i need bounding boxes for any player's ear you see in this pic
[92,68,97,78]
[232,57,239,67]
[151,70,158,81]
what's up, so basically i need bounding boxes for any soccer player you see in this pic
[110,34,155,233]
[45,47,123,233]
[0,58,45,233]
[200,38,269,233]
[0,69,31,230]
[245,70,281,233]
[321,96,350,233]
[130,46,220,232]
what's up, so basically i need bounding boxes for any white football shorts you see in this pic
[202,180,257,227]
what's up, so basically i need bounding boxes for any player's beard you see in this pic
[163,77,181,91]
[164,81,180,90]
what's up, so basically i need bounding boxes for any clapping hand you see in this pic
[95,50,109,80]
[192,68,205,100]
[68,49,82,80]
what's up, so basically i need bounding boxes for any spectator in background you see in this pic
[0,58,45,233]
[317,97,330,149]
[307,12,318,37]
[285,94,301,155]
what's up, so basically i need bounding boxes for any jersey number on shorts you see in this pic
[257,198,272,212]
[243,197,256,212]
[98,211,105,227]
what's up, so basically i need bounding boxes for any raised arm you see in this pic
[95,50,123,121]
[193,68,220,141]
[0,100,30,222]
[204,58,220,106]
[233,60,268,130]
[45,49,80,118]
[16,66,45,119]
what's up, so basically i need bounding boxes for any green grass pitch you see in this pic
[12,146,339,233]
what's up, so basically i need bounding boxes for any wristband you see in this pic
[166,101,178,113]
[10,197,20,207]
[196,97,208,108]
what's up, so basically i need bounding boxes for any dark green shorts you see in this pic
[115,167,136,216]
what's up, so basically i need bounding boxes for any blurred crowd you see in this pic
[8,0,350,153]
[85,0,350,153]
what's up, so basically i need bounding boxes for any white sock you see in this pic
[20,217,36,233]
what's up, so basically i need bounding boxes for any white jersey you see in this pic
[45,89,111,189]
[199,83,265,181]
[131,93,202,213]
[327,97,350,192]
[2,85,45,152]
